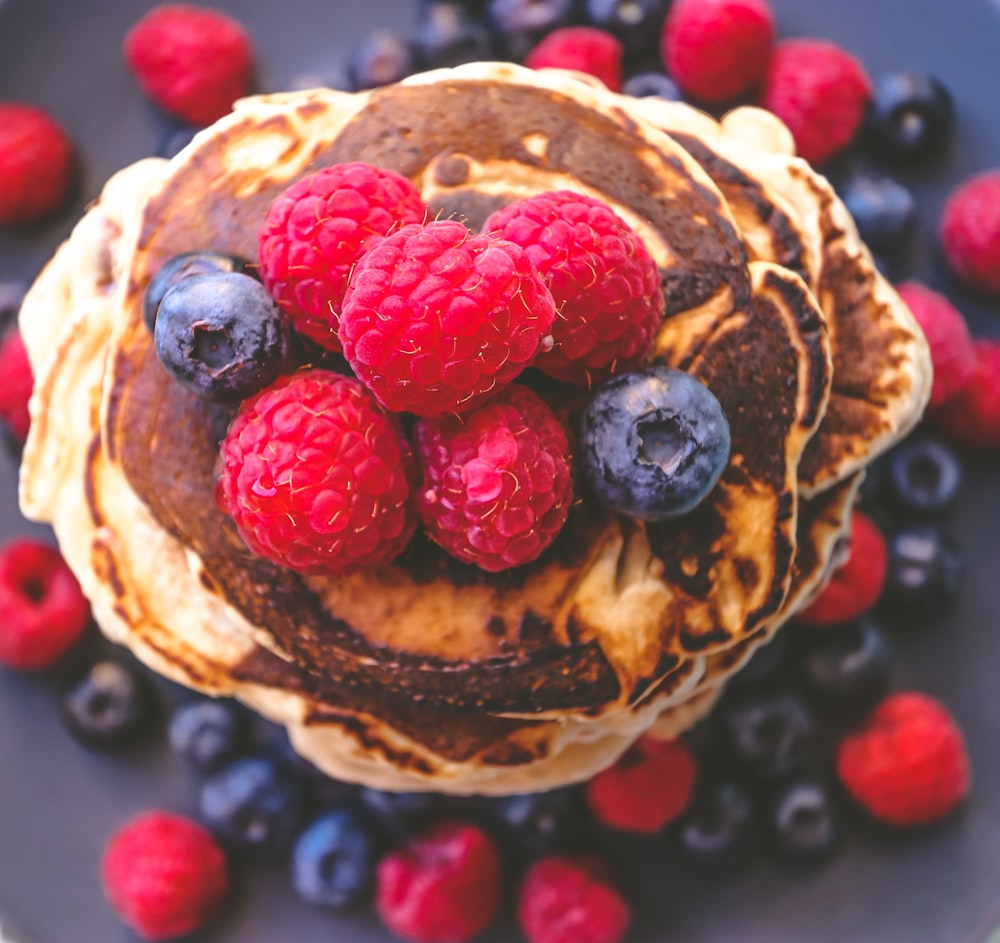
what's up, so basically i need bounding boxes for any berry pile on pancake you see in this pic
[18,63,931,794]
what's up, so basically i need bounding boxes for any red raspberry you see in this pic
[518,853,632,943]
[0,328,34,440]
[216,369,417,575]
[414,384,572,572]
[339,219,556,417]
[930,339,1000,451]
[0,103,75,226]
[584,736,697,834]
[258,163,429,350]
[661,0,776,103]
[376,821,501,943]
[836,692,970,826]
[123,4,254,126]
[101,810,229,940]
[524,27,624,92]
[760,38,872,166]
[939,170,1000,297]
[0,539,90,670]
[482,190,664,386]
[794,509,887,627]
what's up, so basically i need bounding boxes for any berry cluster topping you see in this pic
[216,370,418,575]
[524,26,625,91]
[482,190,664,385]
[414,383,573,572]
[258,163,429,348]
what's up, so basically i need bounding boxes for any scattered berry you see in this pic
[885,435,963,516]
[722,692,816,780]
[661,0,776,104]
[864,72,955,163]
[492,787,586,856]
[584,736,696,833]
[839,175,917,256]
[760,38,872,166]
[412,2,494,69]
[894,281,975,408]
[0,329,34,441]
[101,810,229,941]
[0,282,27,330]
[794,510,887,627]
[0,103,75,226]
[339,219,556,417]
[258,163,428,349]
[0,539,90,671]
[768,778,842,866]
[930,339,1000,450]
[881,524,964,622]
[585,0,671,60]
[579,366,731,520]
[524,27,624,92]
[61,659,157,749]
[940,170,1000,296]
[123,4,255,126]
[518,853,631,943]
[482,189,664,384]
[675,780,761,873]
[347,30,415,90]
[836,691,971,826]
[486,0,577,61]
[216,370,418,575]
[728,632,789,690]
[414,383,572,571]
[361,789,439,838]
[621,71,682,100]
[376,821,501,943]
[168,698,249,770]
[156,123,199,159]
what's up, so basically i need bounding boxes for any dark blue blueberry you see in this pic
[622,71,682,100]
[361,789,438,839]
[346,30,414,91]
[153,271,292,402]
[580,366,731,521]
[61,659,156,749]
[491,786,585,855]
[157,125,199,160]
[864,72,955,163]
[768,778,841,866]
[839,175,917,256]
[675,780,761,874]
[168,698,249,771]
[274,732,361,806]
[486,0,577,60]
[585,0,670,59]
[729,632,790,691]
[200,754,306,861]
[291,806,380,910]
[413,2,494,69]
[722,693,816,780]
[881,524,964,622]
[886,435,963,517]
[143,251,256,333]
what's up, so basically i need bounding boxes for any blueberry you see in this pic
[839,175,917,256]
[291,806,380,910]
[360,788,438,839]
[881,524,964,622]
[412,2,494,69]
[585,0,671,59]
[346,30,414,91]
[486,0,577,60]
[200,754,306,860]
[622,71,682,100]
[144,251,256,333]
[864,72,955,163]
[729,632,790,691]
[580,366,731,521]
[168,698,249,771]
[675,780,761,873]
[768,778,841,866]
[491,786,586,855]
[0,282,27,334]
[157,125,200,160]
[153,271,292,402]
[722,693,816,780]
[886,435,963,517]
[61,659,156,749]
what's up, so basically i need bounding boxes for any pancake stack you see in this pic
[18,63,931,794]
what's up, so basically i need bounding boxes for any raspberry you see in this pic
[0,328,33,440]
[258,163,429,350]
[0,103,75,226]
[414,384,572,572]
[101,810,229,940]
[518,854,632,943]
[123,4,254,126]
[794,510,887,627]
[524,27,624,92]
[836,692,970,826]
[760,38,872,166]
[930,339,1000,451]
[0,539,90,670]
[584,736,697,833]
[216,370,418,575]
[482,190,664,385]
[939,170,1000,296]
[375,821,501,943]
[661,0,776,104]
[339,219,556,417]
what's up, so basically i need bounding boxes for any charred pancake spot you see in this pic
[518,610,555,647]
[305,709,436,775]
[486,615,507,637]
[431,151,472,186]
[91,536,127,601]
[680,624,732,651]
[480,739,548,766]
[734,556,760,589]
[84,435,105,529]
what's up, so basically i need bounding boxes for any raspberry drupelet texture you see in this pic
[339,219,556,417]
[930,339,1000,451]
[482,190,664,385]
[414,384,573,572]
[939,170,1000,296]
[216,370,418,575]
[258,163,429,350]
[524,26,625,92]
[0,328,34,440]
[101,810,230,941]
